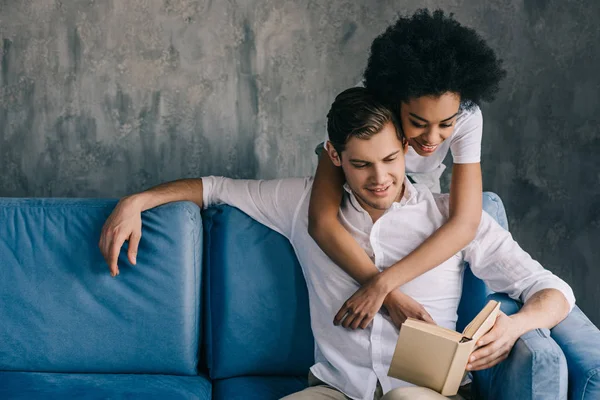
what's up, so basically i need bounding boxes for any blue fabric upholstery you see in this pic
[213,376,307,400]
[0,372,211,400]
[201,205,313,379]
[2,190,597,399]
[551,305,600,400]
[0,199,202,375]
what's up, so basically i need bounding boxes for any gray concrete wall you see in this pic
[1,1,599,324]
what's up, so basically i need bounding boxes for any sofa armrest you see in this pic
[551,306,600,400]
[471,293,568,399]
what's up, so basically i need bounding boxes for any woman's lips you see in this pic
[413,139,439,153]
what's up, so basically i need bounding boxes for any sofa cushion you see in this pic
[213,375,307,400]
[551,305,600,400]
[0,199,202,375]
[0,372,211,399]
[202,205,313,379]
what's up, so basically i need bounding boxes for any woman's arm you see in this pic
[377,162,482,291]
[308,152,381,284]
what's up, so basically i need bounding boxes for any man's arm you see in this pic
[464,212,575,370]
[99,179,205,277]
[467,288,570,371]
[99,177,309,277]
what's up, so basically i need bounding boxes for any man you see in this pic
[99,87,574,400]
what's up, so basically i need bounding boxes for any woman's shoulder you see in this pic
[452,103,483,140]
[456,103,482,124]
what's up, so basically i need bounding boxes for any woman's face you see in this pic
[399,92,462,157]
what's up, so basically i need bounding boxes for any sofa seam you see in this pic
[581,367,600,400]
[186,205,200,376]
[202,208,216,377]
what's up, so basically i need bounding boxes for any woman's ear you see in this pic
[326,141,342,167]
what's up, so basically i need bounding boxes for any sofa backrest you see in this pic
[201,205,313,380]
[0,199,202,375]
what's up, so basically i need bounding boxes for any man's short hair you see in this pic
[327,87,403,155]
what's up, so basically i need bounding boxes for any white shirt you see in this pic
[202,176,575,400]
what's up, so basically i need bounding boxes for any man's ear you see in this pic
[403,137,409,154]
[326,141,343,167]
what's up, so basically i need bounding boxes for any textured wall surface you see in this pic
[1,1,599,323]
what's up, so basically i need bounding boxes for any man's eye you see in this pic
[384,158,397,163]
[352,164,368,169]
[440,123,454,128]
[410,120,426,128]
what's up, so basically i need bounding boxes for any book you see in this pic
[388,300,501,396]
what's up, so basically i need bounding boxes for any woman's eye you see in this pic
[384,158,397,163]
[410,120,426,128]
[440,123,454,128]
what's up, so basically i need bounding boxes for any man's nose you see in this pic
[372,164,387,183]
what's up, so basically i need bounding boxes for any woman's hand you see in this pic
[334,276,390,329]
[383,290,435,329]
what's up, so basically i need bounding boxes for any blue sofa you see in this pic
[1,193,599,399]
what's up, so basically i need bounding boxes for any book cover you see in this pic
[388,300,501,396]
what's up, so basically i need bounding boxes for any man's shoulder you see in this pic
[411,183,450,202]
[411,183,451,217]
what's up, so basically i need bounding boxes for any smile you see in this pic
[413,139,439,153]
[367,183,392,197]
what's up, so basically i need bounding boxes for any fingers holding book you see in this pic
[467,312,521,371]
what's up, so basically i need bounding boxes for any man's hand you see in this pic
[99,196,143,277]
[467,311,524,371]
[383,290,435,329]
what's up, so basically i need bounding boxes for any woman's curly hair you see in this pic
[364,9,506,111]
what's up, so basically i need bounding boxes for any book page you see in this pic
[404,318,464,342]
[462,300,501,341]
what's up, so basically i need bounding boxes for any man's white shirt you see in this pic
[201,176,575,400]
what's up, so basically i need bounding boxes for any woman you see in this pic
[309,9,507,329]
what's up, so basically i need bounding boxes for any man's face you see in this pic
[327,121,407,221]
[399,92,461,157]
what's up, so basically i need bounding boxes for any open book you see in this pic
[388,300,501,396]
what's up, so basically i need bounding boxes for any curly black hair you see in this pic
[363,9,506,111]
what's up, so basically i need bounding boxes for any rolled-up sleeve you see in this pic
[464,212,576,311]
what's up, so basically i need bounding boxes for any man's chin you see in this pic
[362,196,394,211]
